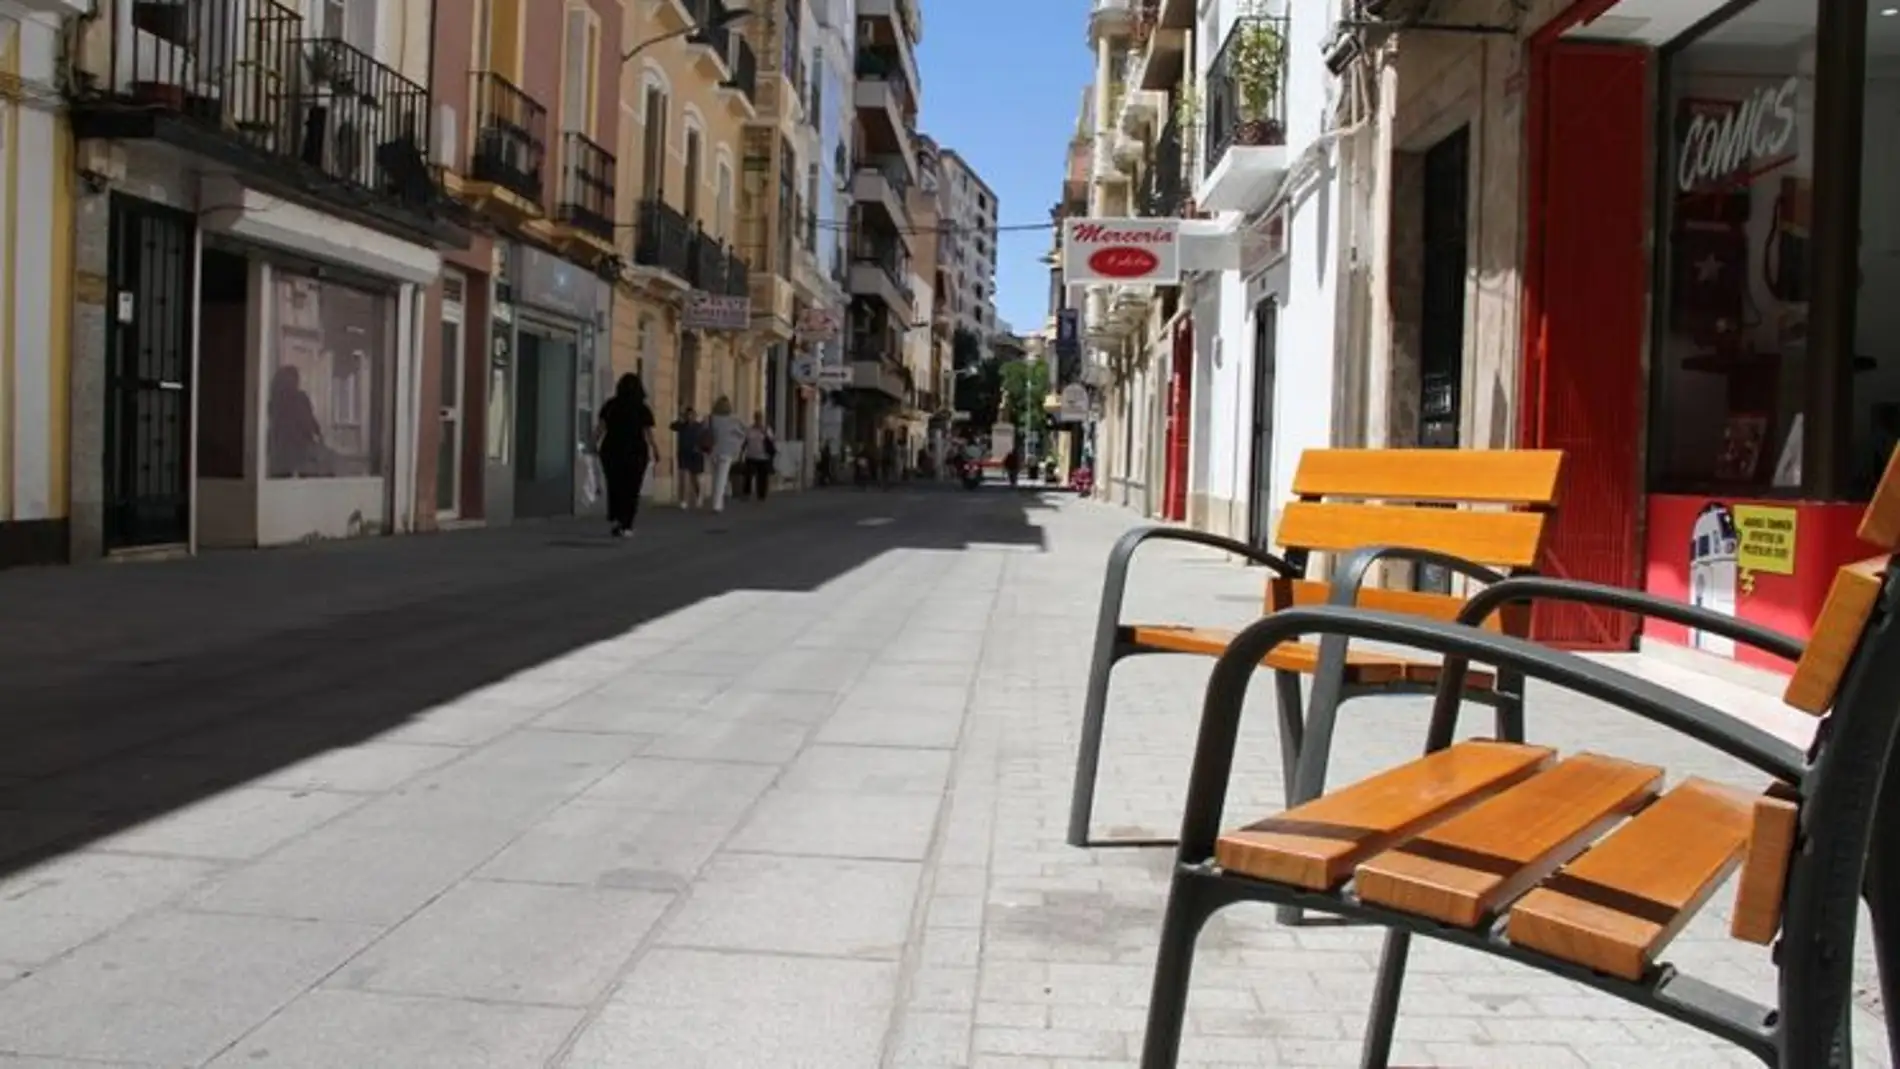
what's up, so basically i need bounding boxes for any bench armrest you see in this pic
[1421,576,1806,752]
[1092,525,1299,648]
[1175,606,1807,862]
[1326,545,1510,607]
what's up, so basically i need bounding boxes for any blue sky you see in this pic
[916,0,1092,337]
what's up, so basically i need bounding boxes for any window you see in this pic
[777,137,796,273]
[636,314,654,378]
[809,47,823,116]
[782,0,800,80]
[1651,0,1817,495]
[684,126,702,221]
[268,272,391,479]
[318,0,377,51]
[716,159,735,239]
[561,6,598,135]
[1851,2,1900,496]
[473,0,493,71]
[805,162,819,250]
[641,83,667,199]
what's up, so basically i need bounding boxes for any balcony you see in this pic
[719,36,758,118]
[849,359,907,401]
[849,241,913,324]
[1139,114,1186,217]
[462,71,547,217]
[554,131,615,256]
[852,156,910,229]
[854,51,918,179]
[1195,14,1290,213]
[69,1,460,243]
[631,199,691,283]
[685,0,734,81]
[1138,0,1189,92]
[855,0,922,102]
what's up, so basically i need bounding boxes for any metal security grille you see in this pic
[104,196,197,550]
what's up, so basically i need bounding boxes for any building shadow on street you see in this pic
[0,491,1045,882]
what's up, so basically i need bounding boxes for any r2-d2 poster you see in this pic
[1688,503,1740,656]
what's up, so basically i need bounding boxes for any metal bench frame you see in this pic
[1068,528,1522,855]
[1138,551,1900,1068]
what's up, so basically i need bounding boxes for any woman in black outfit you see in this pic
[594,373,658,538]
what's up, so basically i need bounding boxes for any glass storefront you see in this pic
[266,272,391,479]
[1851,3,1900,496]
[1652,0,1816,496]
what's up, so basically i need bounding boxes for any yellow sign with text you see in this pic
[1734,505,1798,576]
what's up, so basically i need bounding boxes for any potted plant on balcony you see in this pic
[1230,2,1285,146]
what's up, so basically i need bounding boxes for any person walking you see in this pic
[669,405,706,508]
[705,395,747,512]
[593,373,658,538]
[741,412,776,501]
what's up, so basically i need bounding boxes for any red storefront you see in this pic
[1521,0,1894,672]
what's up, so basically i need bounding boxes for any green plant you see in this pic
[1173,82,1199,131]
[1230,3,1285,122]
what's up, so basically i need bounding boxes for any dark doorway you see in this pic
[1415,125,1471,593]
[1248,299,1278,550]
[513,326,578,518]
[104,195,196,551]
[679,332,700,412]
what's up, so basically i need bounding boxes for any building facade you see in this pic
[1070,0,1897,675]
[428,0,625,527]
[67,0,468,557]
[936,147,1001,354]
[0,5,79,569]
[840,0,918,454]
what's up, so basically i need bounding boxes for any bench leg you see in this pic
[1274,669,1306,801]
[1863,756,1900,1068]
[1493,669,1527,743]
[1068,642,1122,848]
[1139,874,1223,1069]
[1359,930,1411,1069]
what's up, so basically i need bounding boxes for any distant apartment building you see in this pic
[935,149,1001,354]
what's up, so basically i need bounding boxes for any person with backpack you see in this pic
[668,405,707,508]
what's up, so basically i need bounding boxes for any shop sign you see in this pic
[1734,504,1798,578]
[514,244,601,319]
[683,292,750,332]
[1676,77,1799,193]
[1062,218,1180,285]
[816,364,852,388]
[796,305,841,341]
[791,355,818,385]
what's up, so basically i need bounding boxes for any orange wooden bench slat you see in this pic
[1784,557,1888,715]
[1354,753,1663,928]
[1125,625,1497,688]
[1290,449,1566,506]
[1215,741,1555,891]
[1731,793,1802,945]
[1505,778,1753,981]
[1276,502,1549,570]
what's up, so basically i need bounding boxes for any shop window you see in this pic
[561,5,599,136]
[1652,0,1817,495]
[268,272,390,479]
[1852,4,1900,495]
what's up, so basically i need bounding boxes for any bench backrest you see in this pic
[1763,447,1900,1051]
[1267,449,1566,633]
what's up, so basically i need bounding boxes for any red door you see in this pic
[1522,42,1650,648]
[1163,319,1193,522]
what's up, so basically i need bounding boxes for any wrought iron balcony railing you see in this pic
[288,39,436,207]
[1203,14,1289,173]
[723,245,749,297]
[100,0,304,149]
[469,72,547,205]
[1141,113,1186,216]
[633,199,692,279]
[688,227,725,291]
[556,131,615,242]
[687,0,734,67]
[724,36,758,104]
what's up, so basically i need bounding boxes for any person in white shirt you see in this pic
[705,395,748,512]
[740,412,776,501]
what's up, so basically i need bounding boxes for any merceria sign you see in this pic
[1063,218,1181,285]
[1677,76,1799,193]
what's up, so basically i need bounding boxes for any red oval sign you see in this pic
[1088,247,1158,279]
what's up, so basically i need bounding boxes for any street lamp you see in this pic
[622,6,751,64]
